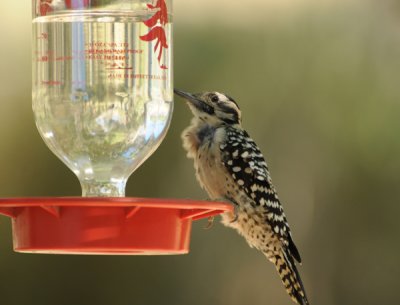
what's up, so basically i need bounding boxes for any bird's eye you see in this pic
[211,95,219,103]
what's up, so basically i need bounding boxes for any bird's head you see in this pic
[174,89,242,126]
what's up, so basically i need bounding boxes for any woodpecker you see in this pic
[175,89,309,305]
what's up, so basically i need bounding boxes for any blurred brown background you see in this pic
[1,0,400,304]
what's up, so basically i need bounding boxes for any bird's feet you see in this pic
[204,216,215,229]
[220,203,240,229]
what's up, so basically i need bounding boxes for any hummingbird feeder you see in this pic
[0,0,232,255]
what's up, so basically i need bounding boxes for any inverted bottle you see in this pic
[32,0,173,197]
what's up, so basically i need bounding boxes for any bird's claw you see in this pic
[230,212,239,223]
[204,216,215,229]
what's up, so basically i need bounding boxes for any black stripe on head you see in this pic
[221,117,239,125]
[226,94,240,109]
[219,103,239,115]
[219,104,240,124]
[195,102,214,115]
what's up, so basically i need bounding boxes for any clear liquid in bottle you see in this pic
[32,11,173,196]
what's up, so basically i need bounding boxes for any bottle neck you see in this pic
[80,180,126,197]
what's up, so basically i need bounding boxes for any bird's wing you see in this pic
[220,127,302,263]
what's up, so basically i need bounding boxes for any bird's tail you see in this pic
[268,250,309,305]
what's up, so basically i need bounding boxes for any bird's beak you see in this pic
[174,89,200,105]
[174,89,214,114]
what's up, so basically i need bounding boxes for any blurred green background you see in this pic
[1,0,400,304]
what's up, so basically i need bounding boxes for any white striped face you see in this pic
[197,91,242,125]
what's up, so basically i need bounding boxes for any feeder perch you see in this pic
[0,198,232,254]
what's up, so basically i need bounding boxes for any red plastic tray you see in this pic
[0,197,232,255]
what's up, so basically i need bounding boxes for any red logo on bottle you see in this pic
[140,0,169,70]
[39,0,53,16]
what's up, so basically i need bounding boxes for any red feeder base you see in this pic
[0,197,232,255]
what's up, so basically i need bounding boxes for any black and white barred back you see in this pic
[221,127,301,261]
[221,127,308,305]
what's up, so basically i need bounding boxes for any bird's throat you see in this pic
[197,124,216,145]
